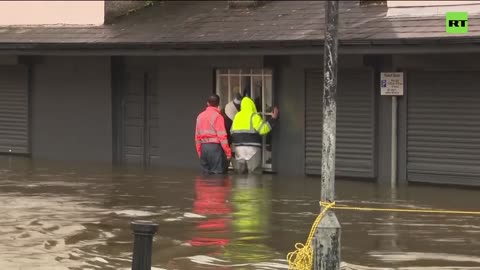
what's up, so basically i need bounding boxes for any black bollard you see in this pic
[131,220,159,270]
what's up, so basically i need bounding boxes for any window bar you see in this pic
[216,70,221,105]
[261,69,266,168]
[239,69,242,96]
[228,74,231,104]
[227,69,231,107]
[262,69,266,120]
[250,71,254,101]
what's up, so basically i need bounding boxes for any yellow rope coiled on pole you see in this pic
[286,201,336,270]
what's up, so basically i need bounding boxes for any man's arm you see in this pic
[195,119,201,158]
[254,107,279,136]
[213,114,232,159]
[254,115,274,136]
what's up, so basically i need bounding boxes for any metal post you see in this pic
[391,96,398,187]
[314,1,341,269]
[131,220,159,270]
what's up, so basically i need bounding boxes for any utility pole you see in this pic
[314,0,341,269]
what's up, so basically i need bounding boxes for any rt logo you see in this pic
[446,12,468,34]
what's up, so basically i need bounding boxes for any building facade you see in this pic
[0,1,480,186]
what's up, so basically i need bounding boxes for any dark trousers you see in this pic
[200,143,228,175]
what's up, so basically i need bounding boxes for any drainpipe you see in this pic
[391,96,398,187]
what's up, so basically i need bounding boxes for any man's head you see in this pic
[207,94,220,107]
[233,93,242,111]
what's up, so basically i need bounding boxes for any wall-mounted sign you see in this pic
[380,72,404,96]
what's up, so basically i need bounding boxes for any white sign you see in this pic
[380,72,404,96]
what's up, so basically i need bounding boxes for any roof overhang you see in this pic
[0,38,479,55]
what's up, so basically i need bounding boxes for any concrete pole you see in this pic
[314,1,341,269]
[320,0,339,203]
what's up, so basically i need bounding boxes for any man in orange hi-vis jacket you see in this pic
[195,94,232,175]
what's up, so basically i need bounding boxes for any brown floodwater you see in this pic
[0,156,479,270]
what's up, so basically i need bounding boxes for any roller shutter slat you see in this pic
[305,69,375,178]
[0,66,29,154]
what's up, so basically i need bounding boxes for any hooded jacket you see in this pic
[230,97,276,147]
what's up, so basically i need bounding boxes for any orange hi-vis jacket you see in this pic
[195,106,232,159]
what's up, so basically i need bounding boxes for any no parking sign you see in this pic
[380,72,404,96]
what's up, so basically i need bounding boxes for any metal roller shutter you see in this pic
[0,66,29,154]
[305,69,375,178]
[336,69,375,178]
[407,71,480,186]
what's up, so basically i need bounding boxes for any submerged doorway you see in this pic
[118,68,159,167]
[215,68,274,171]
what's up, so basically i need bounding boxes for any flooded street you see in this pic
[0,157,479,270]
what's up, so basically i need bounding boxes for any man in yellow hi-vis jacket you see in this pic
[231,97,278,174]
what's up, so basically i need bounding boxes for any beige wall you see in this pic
[0,1,104,26]
[388,1,478,7]
[387,0,480,17]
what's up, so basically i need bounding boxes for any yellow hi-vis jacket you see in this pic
[231,97,275,147]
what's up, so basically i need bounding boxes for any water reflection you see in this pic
[223,174,277,264]
[190,176,232,248]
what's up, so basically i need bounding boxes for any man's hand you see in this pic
[272,107,279,119]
